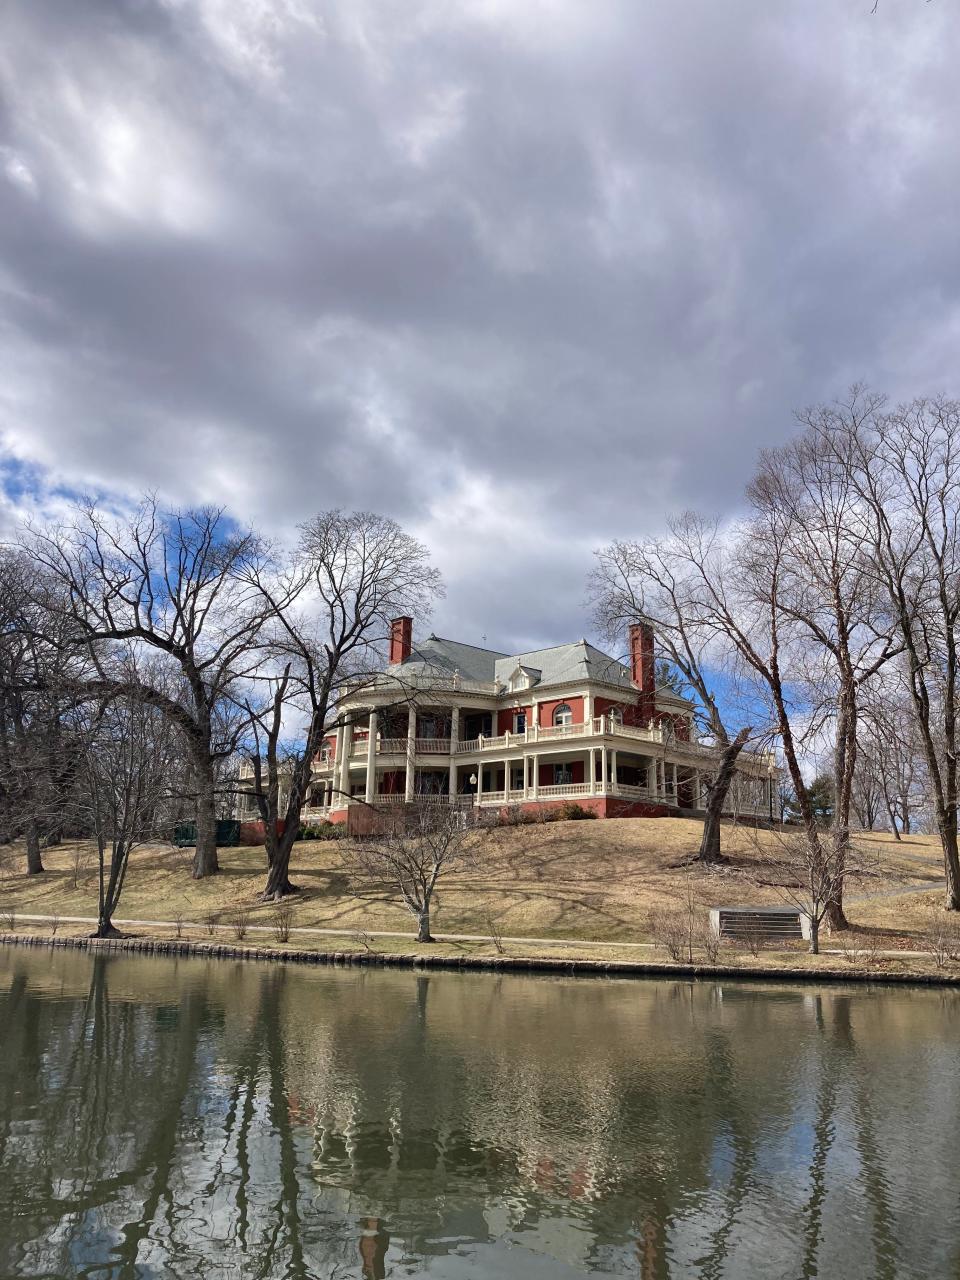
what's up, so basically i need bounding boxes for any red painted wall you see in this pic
[498,706,532,735]
[536,696,584,727]
[594,695,646,727]
[239,818,288,846]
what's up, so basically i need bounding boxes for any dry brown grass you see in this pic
[0,819,947,949]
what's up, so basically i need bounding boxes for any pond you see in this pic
[1,948,958,1278]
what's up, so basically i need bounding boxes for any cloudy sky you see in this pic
[0,0,954,655]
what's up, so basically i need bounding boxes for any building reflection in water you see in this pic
[2,952,960,1279]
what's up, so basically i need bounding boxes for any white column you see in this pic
[589,747,597,796]
[365,708,378,804]
[610,748,619,794]
[584,691,593,728]
[600,748,609,794]
[671,762,678,803]
[476,761,484,803]
[531,755,539,799]
[339,719,353,806]
[405,705,417,802]
[449,707,460,798]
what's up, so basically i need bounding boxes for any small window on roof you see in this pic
[553,703,573,727]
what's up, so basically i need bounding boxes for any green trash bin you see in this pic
[172,820,241,848]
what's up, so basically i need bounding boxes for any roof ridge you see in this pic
[509,639,592,657]
[424,635,509,657]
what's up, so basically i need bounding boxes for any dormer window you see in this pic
[507,664,540,692]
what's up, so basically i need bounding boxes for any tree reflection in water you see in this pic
[1,952,960,1278]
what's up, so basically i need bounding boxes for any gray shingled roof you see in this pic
[495,641,636,690]
[389,635,507,684]
[386,634,643,692]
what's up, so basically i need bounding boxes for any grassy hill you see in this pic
[0,818,947,952]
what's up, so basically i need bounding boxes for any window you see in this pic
[553,703,573,728]
[608,706,623,727]
[554,764,573,785]
[513,711,526,734]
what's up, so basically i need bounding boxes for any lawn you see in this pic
[0,817,950,953]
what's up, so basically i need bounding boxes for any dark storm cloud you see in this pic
[0,0,956,648]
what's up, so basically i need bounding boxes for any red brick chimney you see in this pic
[628,621,656,722]
[388,616,413,664]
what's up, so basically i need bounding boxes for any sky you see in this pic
[0,0,956,659]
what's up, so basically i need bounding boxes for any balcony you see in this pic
[324,716,666,766]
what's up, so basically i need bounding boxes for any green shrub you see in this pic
[555,801,598,821]
[298,821,343,842]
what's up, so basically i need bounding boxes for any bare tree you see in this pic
[71,672,181,937]
[819,397,960,908]
[238,511,443,901]
[751,827,878,955]
[340,800,481,942]
[591,531,755,864]
[855,678,927,838]
[26,498,276,879]
[748,401,899,925]
[0,549,86,873]
[652,512,840,914]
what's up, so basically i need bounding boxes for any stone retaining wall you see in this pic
[1,931,958,988]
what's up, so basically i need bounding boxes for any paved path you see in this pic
[12,912,660,951]
[848,879,945,905]
[7,911,937,964]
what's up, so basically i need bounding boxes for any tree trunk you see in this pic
[697,728,751,864]
[826,691,856,932]
[940,816,960,911]
[416,908,433,943]
[825,889,848,932]
[25,821,44,875]
[91,919,125,939]
[808,916,819,955]
[883,793,901,841]
[192,764,220,880]
[262,837,298,900]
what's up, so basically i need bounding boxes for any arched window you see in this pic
[608,706,623,727]
[553,703,573,728]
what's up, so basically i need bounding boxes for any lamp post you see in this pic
[469,772,477,809]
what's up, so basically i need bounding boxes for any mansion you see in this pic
[298,617,776,825]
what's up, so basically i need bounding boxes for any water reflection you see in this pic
[1,952,959,1278]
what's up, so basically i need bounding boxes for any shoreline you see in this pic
[3,929,959,989]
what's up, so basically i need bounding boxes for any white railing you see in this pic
[533,721,590,742]
[314,718,675,767]
[535,782,591,798]
[613,782,652,800]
